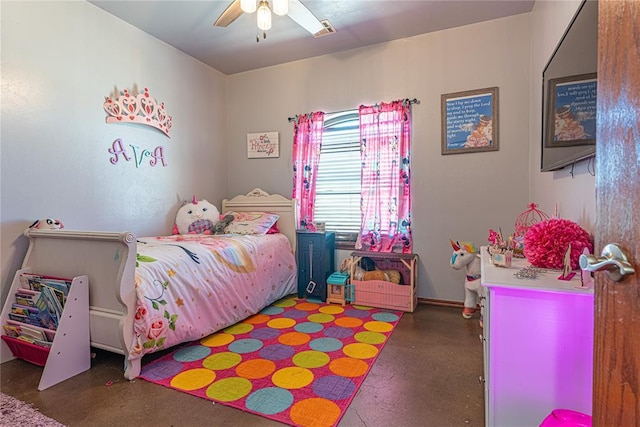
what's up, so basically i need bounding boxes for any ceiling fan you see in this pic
[214,0,327,39]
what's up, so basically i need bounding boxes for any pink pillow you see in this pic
[266,222,280,234]
[224,211,280,235]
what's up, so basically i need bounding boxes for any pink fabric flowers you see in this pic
[523,218,593,270]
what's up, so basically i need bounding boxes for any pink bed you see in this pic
[3,189,298,379]
[131,233,296,361]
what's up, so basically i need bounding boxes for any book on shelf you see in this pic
[5,320,57,341]
[8,312,43,328]
[3,324,20,338]
[2,272,73,345]
[26,275,72,304]
[35,287,63,328]
[15,288,39,307]
[3,321,53,347]
[17,324,47,341]
[10,303,39,316]
[20,272,72,291]
[16,335,52,349]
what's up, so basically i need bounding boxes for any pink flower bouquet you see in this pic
[523,218,593,270]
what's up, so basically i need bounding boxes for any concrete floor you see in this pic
[0,304,485,426]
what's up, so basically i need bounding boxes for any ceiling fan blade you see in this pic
[287,0,324,35]
[214,0,244,27]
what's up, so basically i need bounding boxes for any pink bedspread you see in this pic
[129,233,297,360]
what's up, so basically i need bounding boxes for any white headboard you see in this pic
[222,188,298,252]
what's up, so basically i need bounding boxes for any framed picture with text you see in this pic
[441,87,499,155]
[247,132,279,158]
[545,73,597,148]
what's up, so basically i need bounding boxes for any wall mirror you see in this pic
[541,0,598,172]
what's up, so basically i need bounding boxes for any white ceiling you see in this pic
[88,0,535,75]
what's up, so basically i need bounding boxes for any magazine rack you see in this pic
[0,268,91,390]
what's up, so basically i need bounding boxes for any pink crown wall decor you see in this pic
[103,87,173,137]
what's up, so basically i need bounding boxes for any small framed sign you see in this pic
[441,87,499,155]
[247,132,279,158]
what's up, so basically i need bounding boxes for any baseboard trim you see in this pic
[417,298,464,308]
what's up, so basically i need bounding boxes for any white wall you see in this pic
[1,0,597,308]
[0,2,228,303]
[528,0,596,233]
[227,14,532,302]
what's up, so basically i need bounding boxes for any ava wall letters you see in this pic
[108,138,167,168]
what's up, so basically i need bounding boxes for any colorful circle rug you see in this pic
[140,297,402,427]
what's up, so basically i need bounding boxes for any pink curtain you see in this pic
[356,100,412,253]
[291,111,325,230]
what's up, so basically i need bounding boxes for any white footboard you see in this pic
[21,229,140,379]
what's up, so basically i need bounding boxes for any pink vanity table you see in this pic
[480,247,593,426]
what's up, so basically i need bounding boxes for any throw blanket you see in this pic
[130,233,297,361]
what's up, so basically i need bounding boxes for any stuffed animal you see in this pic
[340,257,402,284]
[29,218,64,230]
[450,240,484,325]
[172,196,220,235]
[355,268,401,283]
[212,214,235,235]
[360,256,376,271]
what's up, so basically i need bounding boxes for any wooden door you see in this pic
[593,1,640,425]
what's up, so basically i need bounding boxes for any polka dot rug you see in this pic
[140,297,402,427]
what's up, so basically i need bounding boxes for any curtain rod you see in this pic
[288,98,420,122]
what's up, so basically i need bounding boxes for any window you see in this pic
[313,110,360,244]
[292,100,413,253]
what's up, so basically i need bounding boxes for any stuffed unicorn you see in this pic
[173,196,220,235]
[450,240,484,324]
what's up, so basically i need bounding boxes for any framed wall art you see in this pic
[441,87,499,155]
[247,132,279,158]
[545,73,597,148]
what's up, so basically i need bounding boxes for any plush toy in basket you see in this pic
[340,257,401,284]
[172,196,220,235]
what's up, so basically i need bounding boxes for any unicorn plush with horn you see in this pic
[450,240,484,324]
[172,195,220,235]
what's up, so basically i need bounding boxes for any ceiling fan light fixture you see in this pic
[272,0,288,16]
[257,0,272,31]
[240,0,257,14]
